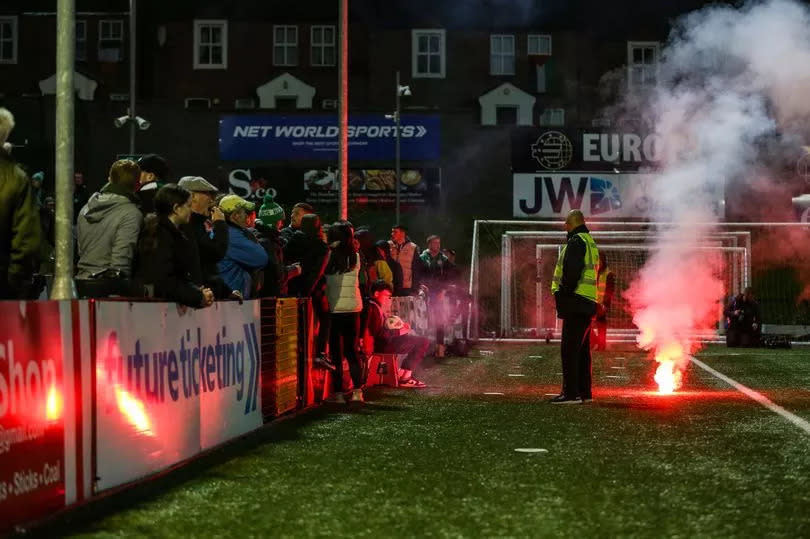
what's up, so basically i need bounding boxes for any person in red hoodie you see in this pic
[364,279,429,388]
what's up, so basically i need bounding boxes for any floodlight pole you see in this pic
[337,0,348,220]
[395,70,401,224]
[128,0,137,155]
[51,0,77,300]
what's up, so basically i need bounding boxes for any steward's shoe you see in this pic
[549,394,582,404]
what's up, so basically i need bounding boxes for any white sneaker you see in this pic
[350,389,364,403]
[327,392,346,404]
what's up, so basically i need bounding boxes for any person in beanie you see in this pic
[217,194,268,298]
[136,154,169,214]
[255,193,301,297]
[0,107,41,299]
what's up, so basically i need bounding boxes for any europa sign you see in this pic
[512,129,663,172]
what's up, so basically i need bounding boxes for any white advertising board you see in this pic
[513,173,725,219]
[94,301,262,491]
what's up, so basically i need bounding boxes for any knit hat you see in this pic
[256,193,285,227]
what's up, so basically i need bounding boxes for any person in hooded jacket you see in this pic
[0,108,41,299]
[217,194,268,299]
[76,159,143,297]
[254,194,301,297]
[136,184,214,308]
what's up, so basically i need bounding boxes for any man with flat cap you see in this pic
[177,175,234,299]
[550,209,599,404]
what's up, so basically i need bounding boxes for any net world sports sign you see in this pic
[513,173,725,218]
[219,114,441,161]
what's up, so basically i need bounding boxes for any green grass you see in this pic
[42,344,810,538]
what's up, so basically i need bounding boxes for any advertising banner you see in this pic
[0,301,66,528]
[94,301,262,491]
[227,167,441,208]
[511,129,662,172]
[219,114,441,162]
[513,173,725,218]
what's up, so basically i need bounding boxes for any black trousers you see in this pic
[377,334,430,372]
[329,312,363,392]
[560,315,593,399]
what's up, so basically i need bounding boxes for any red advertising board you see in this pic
[0,301,66,529]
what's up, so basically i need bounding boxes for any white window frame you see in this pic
[0,16,18,64]
[539,108,565,126]
[310,25,335,67]
[627,41,660,90]
[76,20,87,62]
[273,25,299,67]
[412,29,446,78]
[194,19,228,70]
[528,34,552,55]
[98,19,124,62]
[490,34,515,76]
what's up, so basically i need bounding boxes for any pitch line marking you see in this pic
[689,356,810,436]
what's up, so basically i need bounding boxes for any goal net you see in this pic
[469,220,810,341]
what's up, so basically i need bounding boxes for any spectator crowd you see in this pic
[0,107,467,403]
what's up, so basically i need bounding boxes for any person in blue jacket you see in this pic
[217,194,268,298]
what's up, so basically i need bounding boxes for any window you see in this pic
[528,34,552,55]
[274,25,298,66]
[76,20,87,62]
[0,16,17,64]
[98,19,124,62]
[194,20,228,69]
[412,29,445,78]
[628,41,659,90]
[539,108,565,126]
[490,35,515,76]
[311,25,335,66]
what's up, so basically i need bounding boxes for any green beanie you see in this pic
[256,193,285,228]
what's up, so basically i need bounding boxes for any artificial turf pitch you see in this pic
[44,344,810,538]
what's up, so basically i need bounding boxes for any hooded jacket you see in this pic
[76,183,143,279]
[0,149,41,297]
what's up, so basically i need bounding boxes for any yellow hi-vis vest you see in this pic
[596,269,612,304]
[551,232,599,302]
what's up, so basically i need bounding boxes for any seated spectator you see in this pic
[136,184,214,308]
[254,193,301,297]
[136,154,168,214]
[217,194,268,299]
[389,224,422,296]
[76,159,143,297]
[280,201,314,247]
[177,175,235,299]
[725,287,761,347]
[0,107,41,299]
[376,240,402,292]
[365,280,429,388]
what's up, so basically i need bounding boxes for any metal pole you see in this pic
[51,0,77,300]
[337,0,348,220]
[395,70,401,224]
[128,0,136,155]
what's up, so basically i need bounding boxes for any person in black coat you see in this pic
[254,194,301,297]
[376,240,403,293]
[136,184,214,308]
[177,176,234,299]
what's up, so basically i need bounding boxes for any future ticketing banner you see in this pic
[94,301,262,491]
[0,301,66,528]
[219,114,441,161]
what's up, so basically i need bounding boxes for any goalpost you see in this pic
[469,220,808,341]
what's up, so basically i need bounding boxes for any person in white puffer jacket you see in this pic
[325,221,365,403]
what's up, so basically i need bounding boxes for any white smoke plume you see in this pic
[622,0,810,390]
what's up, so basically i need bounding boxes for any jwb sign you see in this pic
[219,114,440,161]
[513,173,725,219]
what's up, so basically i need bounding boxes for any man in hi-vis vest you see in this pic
[550,210,599,404]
